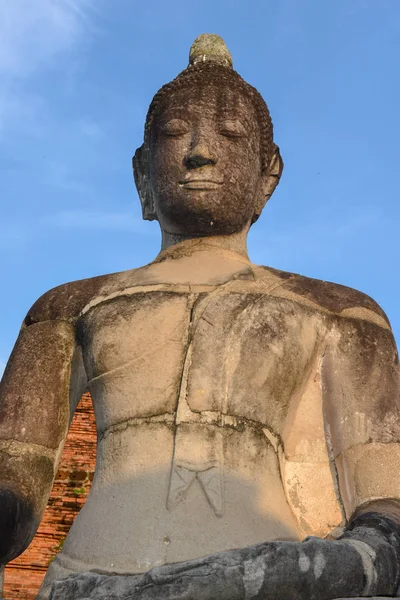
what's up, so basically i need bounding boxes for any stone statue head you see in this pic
[133,34,283,237]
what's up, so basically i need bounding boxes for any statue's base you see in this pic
[48,532,400,600]
[48,570,400,600]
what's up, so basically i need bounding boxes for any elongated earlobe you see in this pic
[252,145,284,223]
[132,145,157,221]
[264,145,284,200]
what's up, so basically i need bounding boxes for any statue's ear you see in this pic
[253,144,284,222]
[132,145,157,221]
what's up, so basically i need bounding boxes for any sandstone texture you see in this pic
[1,34,400,600]
[49,521,400,599]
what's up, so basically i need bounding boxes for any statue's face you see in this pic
[148,84,265,236]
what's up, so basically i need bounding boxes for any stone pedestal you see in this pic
[48,529,400,600]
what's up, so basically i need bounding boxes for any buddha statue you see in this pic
[1,35,400,600]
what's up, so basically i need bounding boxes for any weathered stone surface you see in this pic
[0,320,75,449]
[1,32,400,600]
[49,520,400,599]
[0,320,76,566]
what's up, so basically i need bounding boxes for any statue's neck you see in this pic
[158,228,250,262]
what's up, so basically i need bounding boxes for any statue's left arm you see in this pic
[322,312,400,520]
[318,310,400,593]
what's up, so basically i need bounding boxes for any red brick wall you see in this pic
[4,393,97,599]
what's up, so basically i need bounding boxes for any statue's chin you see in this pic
[162,218,248,237]
[156,199,253,237]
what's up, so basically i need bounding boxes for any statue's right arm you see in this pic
[0,310,87,566]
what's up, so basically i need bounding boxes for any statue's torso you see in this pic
[37,250,387,580]
[55,254,339,575]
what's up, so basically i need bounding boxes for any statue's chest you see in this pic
[79,290,319,434]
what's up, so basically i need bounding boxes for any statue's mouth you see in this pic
[179,180,223,190]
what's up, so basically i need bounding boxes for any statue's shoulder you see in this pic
[258,265,390,328]
[25,269,133,325]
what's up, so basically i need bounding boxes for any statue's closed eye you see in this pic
[219,120,247,138]
[160,119,190,136]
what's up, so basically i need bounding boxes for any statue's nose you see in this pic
[184,145,217,169]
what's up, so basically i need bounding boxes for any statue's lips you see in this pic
[179,180,223,190]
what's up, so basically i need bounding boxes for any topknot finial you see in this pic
[189,34,233,68]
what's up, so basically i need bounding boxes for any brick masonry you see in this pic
[3,393,97,600]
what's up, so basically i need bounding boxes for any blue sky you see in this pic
[1,0,400,376]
